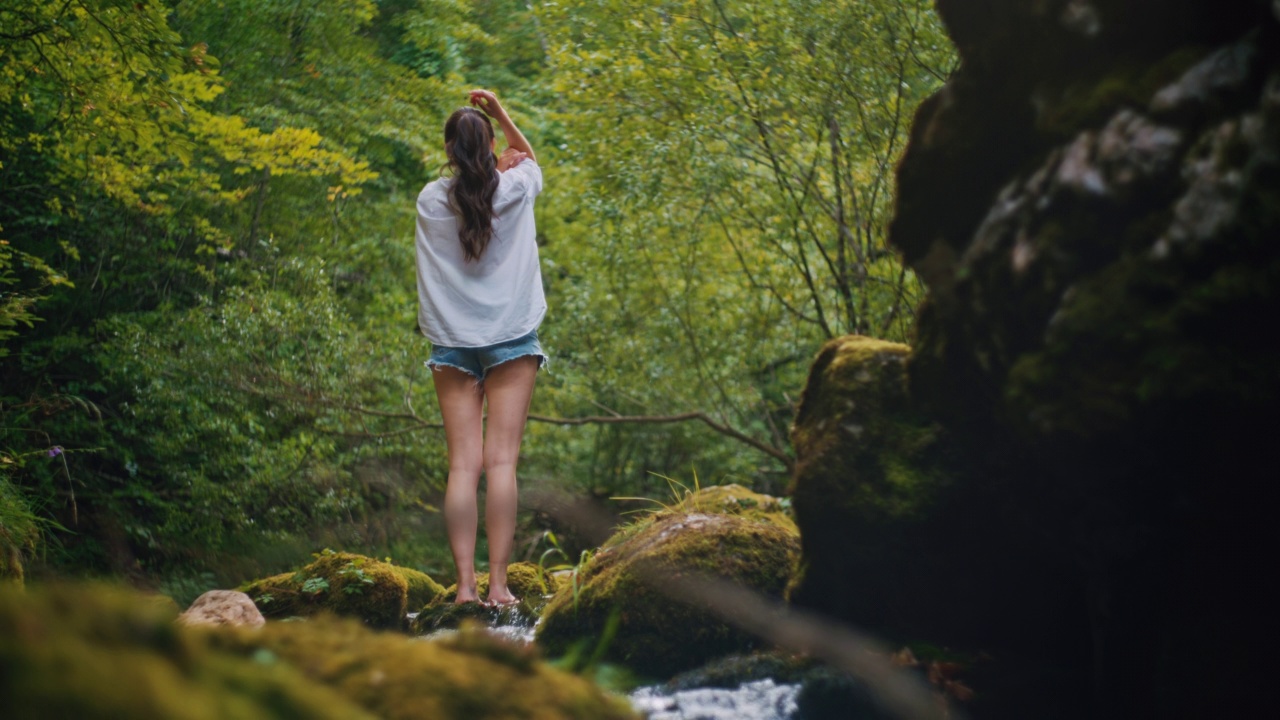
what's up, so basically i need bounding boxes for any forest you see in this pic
[0,0,949,592]
[4,1,1277,718]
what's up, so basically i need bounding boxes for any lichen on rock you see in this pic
[241,550,445,630]
[536,510,799,678]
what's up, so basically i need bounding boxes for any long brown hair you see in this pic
[443,107,499,262]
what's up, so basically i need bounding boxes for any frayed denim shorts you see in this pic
[426,329,548,382]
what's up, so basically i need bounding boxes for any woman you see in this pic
[415,89,545,606]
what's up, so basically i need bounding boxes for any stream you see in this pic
[414,615,801,720]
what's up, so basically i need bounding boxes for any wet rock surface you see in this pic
[798,1,1280,716]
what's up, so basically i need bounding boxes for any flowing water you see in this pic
[630,678,801,720]
[414,613,802,719]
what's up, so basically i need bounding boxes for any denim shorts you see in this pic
[426,329,548,382]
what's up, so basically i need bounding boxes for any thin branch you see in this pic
[528,411,793,471]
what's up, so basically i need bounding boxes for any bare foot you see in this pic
[485,590,519,607]
[454,584,480,605]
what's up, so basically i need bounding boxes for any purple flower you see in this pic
[47,446,63,458]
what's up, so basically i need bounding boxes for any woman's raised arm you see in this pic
[469,89,536,164]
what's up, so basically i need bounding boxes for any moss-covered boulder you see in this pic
[536,511,799,678]
[241,550,445,630]
[673,484,797,535]
[0,582,638,719]
[864,0,1280,715]
[0,582,376,719]
[787,336,984,638]
[212,615,638,720]
[395,565,447,610]
[411,561,566,633]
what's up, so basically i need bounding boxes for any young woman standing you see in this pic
[415,89,546,606]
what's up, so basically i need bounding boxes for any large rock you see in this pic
[177,589,265,628]
[787,337,997,641]
[536,507,799,678]
[241,550,445,630]
[0,582,638,719]
[809,0,1280,716]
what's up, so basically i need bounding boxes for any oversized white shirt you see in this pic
[415,159,545,347]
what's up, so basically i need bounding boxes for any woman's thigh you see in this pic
[481,356,539,469]
[431,366,485,474]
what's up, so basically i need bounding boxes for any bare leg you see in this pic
[432,366,485,603]
[481,356,538,605]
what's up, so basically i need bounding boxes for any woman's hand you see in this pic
[469,89,507,120]
[496,147,528,172]
[471,88,536,163]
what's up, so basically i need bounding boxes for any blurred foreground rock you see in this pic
[0,582,637,719]
[791,1,1280,717]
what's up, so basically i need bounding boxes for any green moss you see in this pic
[392,565,446,609]
[1,582,637,720]
[673,484,797,534]
[1035,45,1208,139]
[536,512,799,677]
[213,616,638,720]
[0,582,376,719]
[787,335,957,620]
[790,336,948,525]
[241,551,445,630]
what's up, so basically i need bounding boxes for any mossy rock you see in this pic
[0,582,377,719]
[0,581,637,719]
[604,484,797,552]
[241,551,444,630]
[411,561,565,633]
[211,615,638,720]
[788,336,957,627]
[885,3,1279,713]
[674,484,796,534]
[395,565,447,609]
[536,512,799,678]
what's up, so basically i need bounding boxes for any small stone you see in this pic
[177,590,266,629]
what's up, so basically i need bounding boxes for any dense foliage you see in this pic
[0,0,951,586]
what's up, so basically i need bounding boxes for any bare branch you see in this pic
[527,411,793,471]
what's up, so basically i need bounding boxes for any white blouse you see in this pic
[414,159,545,347]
